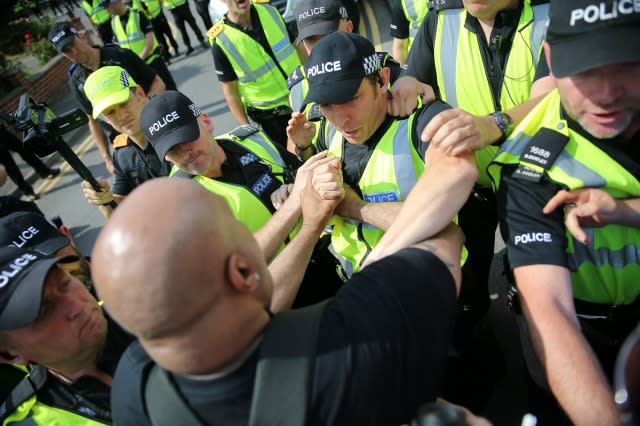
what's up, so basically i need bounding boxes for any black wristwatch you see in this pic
[491,111,514,145]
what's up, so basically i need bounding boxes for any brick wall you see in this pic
[0,55,72,114]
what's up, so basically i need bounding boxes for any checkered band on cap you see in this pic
[338,6,348,19]
[362,53,381,75]
[188,103,201,117]
[120,70,132,88]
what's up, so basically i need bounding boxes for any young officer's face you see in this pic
[555,62,640,140]
[320,77,385,145]
[101,88,146,137]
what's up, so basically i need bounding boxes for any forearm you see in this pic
[516,265,619,425]
[221,81,250,125]
[255,199,301,263]
[269,224,323,312]
[139,33,155,60]
[147,75,166,96]
[611,198,640,227]
[374,152,477,255]
[88,117,111,160]
[392,38,408,67]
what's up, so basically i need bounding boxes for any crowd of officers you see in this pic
[0,0,639,424]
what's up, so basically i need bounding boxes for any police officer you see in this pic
[132,0,179,59]
[81,0,113,42]
[390,0,553,318]
[287,0,405,160]
[389,0,428,66]
[208,0,301,147]
[295,32,477,278]
[105,0,177,90]
[163,0,207,55]
[80,66,170,218]
[140,91,344,304]
[487,1,640,423]
[48,22,166,176]
[0,245,134,425]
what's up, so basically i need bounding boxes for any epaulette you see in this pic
[67,63,78,77]
[287,66,305,90]
[378,51,399,67]
[207,22,224,41]
[307,103,323,122]
[113,133,130,149]
[428,0,463,11]
[230,124,260,140]
[529,0,550,5]
[253,0,270,4]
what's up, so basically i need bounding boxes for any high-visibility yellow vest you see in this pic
[81,0,111,25]
[209,4,301,110]
[400,0,428,49]
[326,116,425,275]
[169,126,293,233]
[488,90,640,305]
[433,0,549,187]
[163,0,186,10]
[1,365,108,426]
[112,10,160,64]
[131,0,162,19]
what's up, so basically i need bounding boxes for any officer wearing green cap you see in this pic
[81,66,170,218]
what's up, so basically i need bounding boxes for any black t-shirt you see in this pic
[211,5,293,82]
[111,247,457,426]
[112,139,171,196]
[497,113,640,269]
[403,1,547,109]
[68,45,158,115]
[317,100,450,191]
[390,0,410,39]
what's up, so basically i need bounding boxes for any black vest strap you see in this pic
[145,365,205,426]
[248,300,328,426]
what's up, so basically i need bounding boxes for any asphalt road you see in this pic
[1,1,529,424]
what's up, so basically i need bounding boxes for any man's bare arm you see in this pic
[87,115,115,175]
[515,264,619,425]
[139,32,155,61]
[220,80,250,126]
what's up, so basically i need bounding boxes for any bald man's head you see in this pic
[92,178,273,374]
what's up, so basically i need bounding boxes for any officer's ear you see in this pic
[376,68,391,90]
[200,112,214,135]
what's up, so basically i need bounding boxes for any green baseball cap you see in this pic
[84,66,138,119]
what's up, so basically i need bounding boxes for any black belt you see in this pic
[574,297,640,323]
[247,106,292,118]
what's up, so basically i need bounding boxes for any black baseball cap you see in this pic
[295,0,349,42]
[547,0,640,78]
[141,91,203,160]
[0,247,74,330]
[0,212,70,256]
[302,32,381,107]
[48,22,78,53]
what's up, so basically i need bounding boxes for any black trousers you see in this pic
[195,0,213,30]
[96,21,113,44]
[457,187,498,317]
[0,146,48,195]
[247,107,291,148]
[169,3,205,49]
[151,13,179,53]
[148,56,177,90]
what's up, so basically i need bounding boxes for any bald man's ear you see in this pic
[226,253,259,293]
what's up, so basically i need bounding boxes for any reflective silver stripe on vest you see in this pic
[499,131,607,188]
[289,80,304,113]
[391,119,417,199]
[529,4,549,66]
[261,5,297,63]
[438,10,461,107]
[248,132,285,167]
[402,0,420,39]
[325,122,339,150]
[217,33,277,84]
[569,235,640,270]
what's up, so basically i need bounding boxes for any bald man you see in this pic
[92,169,463,425]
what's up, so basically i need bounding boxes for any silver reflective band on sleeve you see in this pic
[392,119,417,199]
[530,3,549,65]
[499,131,607,188]
[570,237,640,270]
[438,9,461,107]
[217,32,277,83]
[249,132,286,167]
[402,0,420,40]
